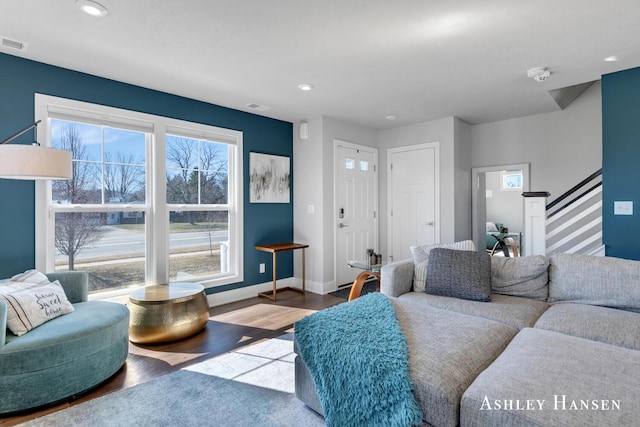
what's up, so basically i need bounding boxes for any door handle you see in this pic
[338,223,349,228]
[426,221,434,227]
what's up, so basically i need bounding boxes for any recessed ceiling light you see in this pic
[76,0,109,17]
[298,83,315,91]
[385,115,397,121]
[604,55,620,62]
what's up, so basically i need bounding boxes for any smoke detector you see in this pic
[527,67,551,82]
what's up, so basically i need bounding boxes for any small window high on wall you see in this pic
[501,170,523,191]
[35,94,243,298]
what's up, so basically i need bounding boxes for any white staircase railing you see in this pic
[523,169,604,256]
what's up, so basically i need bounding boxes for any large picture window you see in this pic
[35,95,243,297]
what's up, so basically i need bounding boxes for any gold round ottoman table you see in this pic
[128,282,210,344]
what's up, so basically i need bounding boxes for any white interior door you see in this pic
[335,141,378,287]
[388,142,439,262]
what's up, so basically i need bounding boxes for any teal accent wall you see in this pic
[602,67,640,260]
[0,53,294,291]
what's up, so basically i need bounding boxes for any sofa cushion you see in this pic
[398,292,549,330]
[549,253,640,312]
[391,299,517,427]
[534,303,640,351]
[461,328,640,427]
[426,249,491,301]
[0,280,74,336]
[491,255,549,301]
[410,240,475,292]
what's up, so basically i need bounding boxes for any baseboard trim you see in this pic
[205,277,343,307]
[207,278,316,307]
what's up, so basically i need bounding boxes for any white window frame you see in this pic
[35,94,244,294]
[500,170,524,191]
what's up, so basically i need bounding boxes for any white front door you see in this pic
[335,141,378,287]
[388,142,439,262]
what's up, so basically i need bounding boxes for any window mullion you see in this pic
[150,125,168,285]
[101,126,105,204]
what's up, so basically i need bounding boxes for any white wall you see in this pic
[377,117,471,257]
[454,117,472,241]
[293,117,325,293]
[293,116,376,293]
[294,82,602,291]
[472,81,602,200]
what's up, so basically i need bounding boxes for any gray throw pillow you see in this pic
[410,240,476,292]
[491,255,549,301]
[426,248,491,301]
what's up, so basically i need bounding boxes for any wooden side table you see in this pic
[256,242,308,301]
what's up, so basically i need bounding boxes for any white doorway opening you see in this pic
[471,163,530,255]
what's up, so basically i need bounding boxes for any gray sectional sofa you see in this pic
[294,250,640,426]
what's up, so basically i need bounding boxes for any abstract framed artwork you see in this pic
[249,152,291,203]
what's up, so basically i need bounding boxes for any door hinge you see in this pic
[373,210,376,219]
[374,164,376,172]
[391,209,393,216]
[390,163,393,171]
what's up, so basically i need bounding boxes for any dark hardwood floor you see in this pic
[1,290,344,426]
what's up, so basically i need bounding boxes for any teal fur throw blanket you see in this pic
[294,293,423,427]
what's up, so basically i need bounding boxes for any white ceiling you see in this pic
[2,0,640,129]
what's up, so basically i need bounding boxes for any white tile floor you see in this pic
[183,334,296,394]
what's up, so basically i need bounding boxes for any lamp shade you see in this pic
[0,144,73,180]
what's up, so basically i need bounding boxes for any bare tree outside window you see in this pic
[166,136,229,218]
[52,125,103,270]
[104,152,145,203]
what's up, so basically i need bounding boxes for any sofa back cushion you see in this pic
[549,253,640,312]
[410,240,476,292]
[491,255,549,301]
